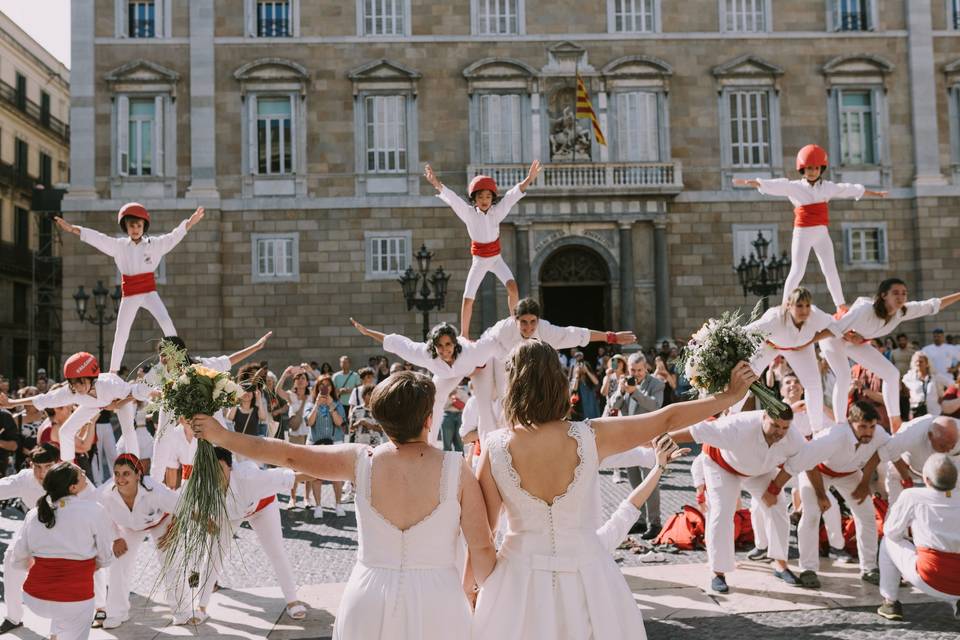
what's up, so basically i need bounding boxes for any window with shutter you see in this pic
[363,0,406,35]
[610,0,655,33]
[614,91,660,162]
[478,94,523,164]
[728,90,770,168]
[252,234,300,281]
[475,0,521,35]
[365,95,407,173]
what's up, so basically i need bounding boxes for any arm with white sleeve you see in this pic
[77,226,125,258]
[436,185,476,227]
[881,493,916,543]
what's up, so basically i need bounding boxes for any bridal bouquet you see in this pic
[677,303,788,417]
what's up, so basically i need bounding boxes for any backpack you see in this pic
[733,508,755,548]
[820,495,889,556]
[654,505,706,550]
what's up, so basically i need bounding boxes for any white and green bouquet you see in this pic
[677,303,788,417]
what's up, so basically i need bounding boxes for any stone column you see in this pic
[67,0,96,198]
[186,0,219,197]
[618,221,636,332]
[515,222,531,298]
[906,0,947,186]
[654,220,672,342]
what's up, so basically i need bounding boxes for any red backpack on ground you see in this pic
[654,505,706,550]
[733,508,755,549]
[819,495,889,556]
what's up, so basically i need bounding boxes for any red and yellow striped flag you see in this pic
[576,73,606,146]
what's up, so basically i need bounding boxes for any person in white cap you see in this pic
[881,415,960,506]
[0,353,154,461]
[877,453,960,621]
[733,144,887,314]
[819,278,960,432]
[794,401,894,588]
[423,162,541,339]
[670,407,814,594]
[55,204,206,373]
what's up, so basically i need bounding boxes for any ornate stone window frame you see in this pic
[244,0,301,38]
[463,58,538,165]
[943,58,960,183]
[114,0,172,38]
[601,55,672,163]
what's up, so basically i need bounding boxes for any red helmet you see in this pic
[63,352,100,379]
[796,144,828,171]
[118,202,151,233]
[468,175,498,199]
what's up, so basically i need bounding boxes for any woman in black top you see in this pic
[228,388,269,436]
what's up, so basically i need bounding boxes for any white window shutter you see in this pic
[117,95,130,176]
[289,94,298,174]
[247,95,258,174]
[246,0,256,36]
[154,0,165,37]
[843,227,852,264]
[877,226,887,263]
[153,95,165,176]
[642,92,658,161]
[116,0,127,37]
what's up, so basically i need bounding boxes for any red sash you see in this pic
[703,444,748,477]
[816,463,856,478]
[916,547,960,596]
[24,557,96,602]
[793,202,829,227]
[471,238,501,257]
[121,272,157,297]
[766,339,805,352]
[181,464,193,480]
[244,495,276,519]
[141,513,170,532]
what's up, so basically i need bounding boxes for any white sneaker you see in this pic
[335,504,346,517]
[312,506,324,518]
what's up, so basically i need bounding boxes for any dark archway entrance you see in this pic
[539,245,611,361]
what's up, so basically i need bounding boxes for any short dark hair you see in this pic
[847,400,880,424]
[370,372,435,444]
[30,443,60,464]
[514,298,541,318]
[766,405,794,421]
[358,367,375,379]
[504,341,570,428]
[214,446,233,468]
[426,323,463,360]
[896,333,907,340]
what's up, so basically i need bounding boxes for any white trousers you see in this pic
[781,225,845,308]
[822,337,902,422]
[106,519,187,621]
[797,471,876,573]
[22,594,94,640]
[59,400,137,463]
[430,376,461,449]
[463,255,514,300]
[733,343,825,434]
[703,457,789,574]
[879,536,960,605]
[111,291,177,372]
[469,360,506,441]
[2,549,26,623]
[200,501,298,608]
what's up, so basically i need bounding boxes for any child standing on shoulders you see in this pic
[423,160,542,339]
[733,144,887,316]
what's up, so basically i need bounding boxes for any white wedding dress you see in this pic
[473,421,647,640]
[333,449,471,639]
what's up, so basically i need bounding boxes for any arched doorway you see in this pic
[539,245,611,358]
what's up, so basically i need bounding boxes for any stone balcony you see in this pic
[466,161,683,196]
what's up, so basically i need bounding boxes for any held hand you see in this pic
[762,490,779,507]
[187,206,205,229]
[653,434,680,467]
[191,414,226,443]
[614,331,637,345]
[113,538,128,557]
[816,493,832,513]
[726,361,758,399]
[843,330,867,344]
[157,518,177,550]
[423,164,442,191]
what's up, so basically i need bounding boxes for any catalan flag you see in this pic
[576,74,606,146]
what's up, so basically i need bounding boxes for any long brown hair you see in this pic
[873,278,907,322]
[503,341,570,428]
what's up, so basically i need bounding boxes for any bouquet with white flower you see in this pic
[678,302,788,417]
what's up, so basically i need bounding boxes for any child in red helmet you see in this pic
[734,145,887,316]
[423,160,542,339]
[55,204,205,373]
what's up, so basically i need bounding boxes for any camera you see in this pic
[625,376,637,386]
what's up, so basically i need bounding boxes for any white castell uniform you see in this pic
[199,463,298,609]
[795,422,892,574]
[98,476,183,622]
[879,486,960,604]
[382,333,498,446]
[755,178,865,308]
[882,415,960,505]
[78,222,188,372]
[823,296,943,422]
[437,185,524,299]
[31,374,152,462]
[11,495,115,640]
[473,317,592,440]
[733,304,834,433]
[0,470,45,625]
[690,411,812,574]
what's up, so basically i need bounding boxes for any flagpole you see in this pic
[573,58,578,164]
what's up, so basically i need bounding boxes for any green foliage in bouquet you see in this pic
[677,301,788,417]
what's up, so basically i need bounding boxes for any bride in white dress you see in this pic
[190,371,496,640]
[470,341,756,640]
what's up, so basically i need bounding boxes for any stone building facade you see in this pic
[62,0,960,370]
[0,11,69,379]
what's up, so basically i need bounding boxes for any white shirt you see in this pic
[801,421,892,476]
[902,371,950,417]
[11,495,115,571]
[883,415,960,474]
[482,316,592,360]
[98,475,179,533]
[921,343,960,377]
[746,305,834,349]
[790,407,835,439]
[165,424,198,471]
[460,396,479,437]
[285,393,310,437]
[884,486,960,552]
[225,462,295,521]
[31,373,152,411]
[756,178,865,207]
[437,185,525,244]
[599,446,657,470]
[830,296,941,341]
[383,333,498,380]
[0,468,44,506]
[79,221,188,276]
[690,410,808,476]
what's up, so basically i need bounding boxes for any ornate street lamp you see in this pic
[73,280,122,367]
[734,231,791,311]
[398,244,451,341]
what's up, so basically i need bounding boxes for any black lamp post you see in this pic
[735,231,791,311]
[73,281,122,367]
[398,244,451,341]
